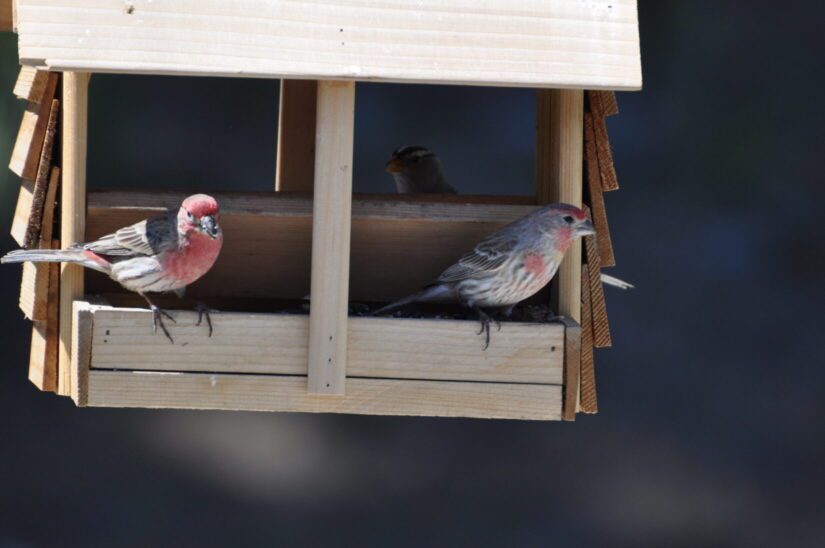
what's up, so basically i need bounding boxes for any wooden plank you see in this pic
[86,371,561,420]
[560,317,581,421]
[13,67,51,102]
[19,167,59,321]
[8,72,58,180]
[86,191,537,303]
[276,80,317,192]
[70,301,93,405]
[589,89,619,117]
[16,0,642,90]
[23,99,59,249]
[308,81,355,395]
[587,94,620,192]
[583,219,612,348]
[58,72,90,396]
[28,239,59,393]
[536,89,584,321]
[0,0,11,32]
[10,181,34,247]
[584,113,616,267]
[579,265,598,414]
[84,305,564,384]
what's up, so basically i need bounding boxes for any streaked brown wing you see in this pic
[437,234,518,283]
[84,212,177,257]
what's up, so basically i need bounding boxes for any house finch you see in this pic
[385,145,457,194]
[374,203,595,348]
[2,194,223,343]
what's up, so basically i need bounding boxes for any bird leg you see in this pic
[194,301,214,338]
[473,307,494,351]
[141,293,176,344]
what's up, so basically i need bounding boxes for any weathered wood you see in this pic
[13,67,51,102]
[561,317,581,421]
[19,167,60,321]
[86,371,561,420]
[23,99,59,249]
[86,191,537,303]
[579,266,598,414]
[85,305,564,384]
[58,72,90,396]
[583,222,612,348]
[9,72,58,180]
[16,0,643,90]
[28,240,59,392]
[308,81,355,395]
[587,94,620,192]
[0,0,11,32]
[536,89,584,321]
[589,89,619,117]
[584,113,616,267]
[70,301,94,406]
[276,80,317,192]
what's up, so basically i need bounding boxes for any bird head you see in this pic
[179,194,221,239]
[385,145,447,192]
[538,203,596,241]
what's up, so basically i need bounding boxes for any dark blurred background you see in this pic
[2,2,824,546]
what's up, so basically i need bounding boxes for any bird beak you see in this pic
[385,157,405,173]
[200,215,219,239]
[577,219,596,236]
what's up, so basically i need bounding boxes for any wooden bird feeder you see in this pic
[4,0,641,420]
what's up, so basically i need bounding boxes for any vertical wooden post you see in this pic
[307,81,355,396]
[58,72,90,396]
[536,89,584,322]
[276,80,318,192]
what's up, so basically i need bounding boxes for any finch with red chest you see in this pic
[2,194,223,343]
[374,203,595,348]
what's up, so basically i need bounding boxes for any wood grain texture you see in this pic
[86,371,561,420]
[536,89,584,321]
[19,167,59,321]
[10,181,34,247]
[590,89,619,117]
[584,225,612,348]
[584,113,615,267]
[579,265,597,414]
[9,72,58,180]
[85,305,563,384]
[86,191,537,304]
[560,317,581,421]
[28,239,59,392]
[16,0,642,90]
[13,67,51,102]
[70,301,93,405]
[308,81,355,395]
[276,80,317,192]
[0,0,11,31]
[23,98,59,249]
[587,95,620,192]
[58,72,90,396]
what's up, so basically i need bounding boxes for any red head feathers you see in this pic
[181,194,219,218]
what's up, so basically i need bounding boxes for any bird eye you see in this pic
[188,211,195,221]
[563,215,575,225]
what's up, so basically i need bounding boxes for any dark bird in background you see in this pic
[385,145,457,194]
[374,203,595,348]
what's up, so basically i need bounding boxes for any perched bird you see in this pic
[374,203,595,348]
[385,145,457,194]
[2,194,223,343]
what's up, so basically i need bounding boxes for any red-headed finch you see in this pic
[2,194,223,343]
[374,203,595,348]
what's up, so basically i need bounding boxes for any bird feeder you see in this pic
[4,0,641,420]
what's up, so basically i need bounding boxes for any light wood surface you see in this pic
[28,239,59,392]
[15,0,642,90]
[70,301,93,405]
[308,81,355,395]
[58,72,90,396]
[584,113,615,267]
[536,89,584,321]
[19,167,59,321]
[276,80,317,192]
[85,371,561,420]
[10,181,33,247]
[9,72,57,180]
[86,191,536,303]
[13,67,51,102]
[83,305,563,384]
[561,317,581,421]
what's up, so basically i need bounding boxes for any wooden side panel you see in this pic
[70,301,93,406]
[9,72,58,181]
[16,0,642,90]
[579,266,598,414]
[561,317,581,421]
[584,113,615,267]
[28,242,59,392]
[10,181,34,247]
[86,372,561,420]
[58,72,90,396]
[86,306,564,384]
[14,67,51,102]
[276,80,317,192]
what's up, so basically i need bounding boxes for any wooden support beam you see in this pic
[14,67,51,102]
[58,72,90,396]
[307,81,355,395]
[276,80,317,192]
[584,113,616,267]
[579,265,598,414]
[28,239,59,392]
[20,167,59,321]
[561,317,581,421]
[9,72,58,181]
[536,89,584,322]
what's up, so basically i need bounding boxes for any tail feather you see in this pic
[600,273,635,290]
[373,283,454,316]
[1,248,108,274]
